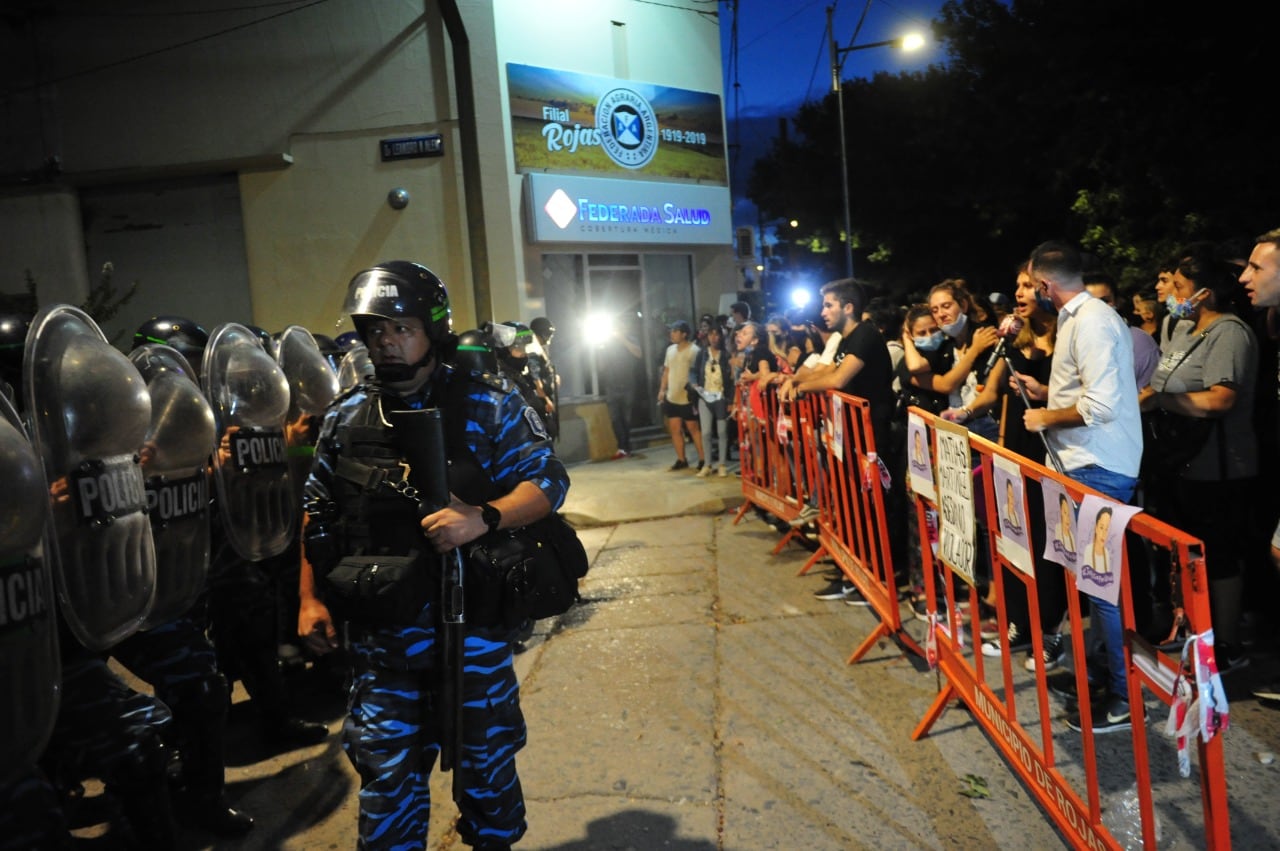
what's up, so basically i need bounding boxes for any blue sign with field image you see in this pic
[507,63,727,184]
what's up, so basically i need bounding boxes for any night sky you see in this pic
[719,0,947,230]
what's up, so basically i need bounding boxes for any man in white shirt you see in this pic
[1025,240,1143,734]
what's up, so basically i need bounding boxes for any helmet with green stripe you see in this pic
[343,261,452,350]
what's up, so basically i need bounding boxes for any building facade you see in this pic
[0,0,735,455]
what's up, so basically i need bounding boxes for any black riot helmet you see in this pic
[0,313,31,396]
[451,328,498,375]
[493,321,534,369]
[132,315,209,368]
[493,321,534,352]
[530,316,555,345]
[343,261,451,383]
[343,261,452,346]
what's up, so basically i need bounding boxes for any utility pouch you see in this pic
[320,554,433,625]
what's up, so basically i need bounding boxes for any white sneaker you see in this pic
[718,463,728,477]
[697,464,712,477]
[788,503,820,527]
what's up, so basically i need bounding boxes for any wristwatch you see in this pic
[480,502,501,533]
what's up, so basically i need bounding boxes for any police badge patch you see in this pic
[524,407,551,441]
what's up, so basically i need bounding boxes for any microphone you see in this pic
[984,315,1024,375]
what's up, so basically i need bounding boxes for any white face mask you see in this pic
[913,331,944,352]
[940,313,968,338]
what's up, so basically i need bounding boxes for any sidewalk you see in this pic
[173,444,1280,850]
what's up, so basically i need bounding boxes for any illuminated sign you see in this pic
[525,174,731,246]
[507,63,727,185]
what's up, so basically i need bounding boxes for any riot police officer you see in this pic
[297,261,569,851]
[493,321,555,438]
[528,316,559,438]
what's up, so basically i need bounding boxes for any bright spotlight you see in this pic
[582,311,615,346]
[790,289,811,309]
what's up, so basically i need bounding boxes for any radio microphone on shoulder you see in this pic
[984,315,1025,375]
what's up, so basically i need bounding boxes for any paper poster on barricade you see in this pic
[1040,479,1079,573]
[1075,495,1142,606]
[992,454,1032,576]
[934,418,976,585]
[907,413,934,497]
[831,395,844,462]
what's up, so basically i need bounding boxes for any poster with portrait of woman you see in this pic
[1075,495,1143,605]
[1040,479,1078,572]
[906,412,934,497]
[992,454,1032,575]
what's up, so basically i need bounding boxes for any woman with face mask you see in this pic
[1139,243,1258,670]
[895,304,950,417]
[901,278,1001,441]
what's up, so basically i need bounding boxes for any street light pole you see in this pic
[827,4,921,278]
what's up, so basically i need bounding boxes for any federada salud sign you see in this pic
[379,135,443,162]
[506,63,727,185]
[525,173,730,246]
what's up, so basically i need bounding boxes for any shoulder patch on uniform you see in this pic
[524,406,550,440]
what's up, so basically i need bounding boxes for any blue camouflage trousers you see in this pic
[343,630,527,850]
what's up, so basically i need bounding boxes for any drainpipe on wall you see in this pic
[438,0,491,321]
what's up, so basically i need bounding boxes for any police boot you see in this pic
[110,735,180,848]
[168,673,254,838]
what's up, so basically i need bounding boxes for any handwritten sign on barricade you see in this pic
[934,418,976,585]
[1075,495,1142,605]
[906,412,933,497]
[992,453,1032,576]
[1040,478,1079,572]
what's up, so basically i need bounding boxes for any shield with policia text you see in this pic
[0,391,59,787]
[24,304,156,651]
[275,325,339,540]
[202,322,294,561]
[129,343,217,627]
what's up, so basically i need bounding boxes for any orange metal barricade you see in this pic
[737,388,1234,849]
[906,409,1230,850]
[732,381,922,660]
[731,379,809,554]
[795,390,922,661]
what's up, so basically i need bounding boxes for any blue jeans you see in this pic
[1070,465,1138,700]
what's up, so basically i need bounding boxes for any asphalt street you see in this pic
[98,443,1280,850]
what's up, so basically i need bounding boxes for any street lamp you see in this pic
[828,5,924,277]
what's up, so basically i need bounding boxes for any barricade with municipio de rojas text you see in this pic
[731,378,1232,849]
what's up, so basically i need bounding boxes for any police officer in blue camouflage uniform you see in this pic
[297,261,568,851]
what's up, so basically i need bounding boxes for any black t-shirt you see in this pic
[834,321,894,449]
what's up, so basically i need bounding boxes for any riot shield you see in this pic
[129,344,217,627]
[275,326,339,535]
[0,392,59,787]
[202,322,294,561]
[336,343,375,391]
[23,304,156,652]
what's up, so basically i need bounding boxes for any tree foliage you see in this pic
[749,0,1277,302]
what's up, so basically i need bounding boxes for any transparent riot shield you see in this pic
[337,343,374,392]
[275,326,339,539]
[202,323,293,561]
[23,304,155,652]
[129,344,217,627]
[0,392,59,787]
